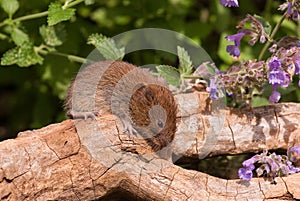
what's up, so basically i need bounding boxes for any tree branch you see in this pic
[0,92,299,200]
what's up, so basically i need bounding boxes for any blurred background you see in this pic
[0,0,299,142]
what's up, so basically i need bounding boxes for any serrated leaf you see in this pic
[47,2,75,26]
[156,65,180,87]
[254,14,271,35]
[11,27,29,46]
[194,61,216,78]
[1,0,19,18]
[177,46,193,76]
[87,33,125,60]
[1,42,43,67]
[39,25,64,46]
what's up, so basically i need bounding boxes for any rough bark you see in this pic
[0,92,299,201]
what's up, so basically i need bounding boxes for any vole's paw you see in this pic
[121,119,138,137]
[67,110,98,120]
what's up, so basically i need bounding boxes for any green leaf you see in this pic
[47,2,75,26]
[252,96,269,107]
[11,27,29,46]
[194,62,216,77]
[177,46,193,76]
[277,85,296,95]
[156,65,180,87]
[1,42,43,67]
[0,0,19,18]
[254,14,272,35]
[39,25,65,46]
[87,33,125,60]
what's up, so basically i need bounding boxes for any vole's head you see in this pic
[148,105,167,135]
[129,84,177,151]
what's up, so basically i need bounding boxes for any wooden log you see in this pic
[0,92,299,200]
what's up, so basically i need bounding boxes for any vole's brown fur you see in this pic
[129,84,177,151]
[64,60,177,151]
[64,60,135,118]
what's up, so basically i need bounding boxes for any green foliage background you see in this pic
[0,0,299,143]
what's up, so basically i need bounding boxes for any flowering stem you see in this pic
[258,14,286,61]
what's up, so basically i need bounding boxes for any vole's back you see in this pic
[64,60,135,117]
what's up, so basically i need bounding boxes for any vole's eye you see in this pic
[157,119,164,128]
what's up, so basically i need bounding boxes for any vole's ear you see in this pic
[145,87,154,102]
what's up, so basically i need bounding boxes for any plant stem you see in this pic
[65,0,85,9]
[258,14,286,61]
[0,32,8,40]
[39,49,86,63]
[49,51,87,63]
[0,11,48,28]
[14,11,48,23]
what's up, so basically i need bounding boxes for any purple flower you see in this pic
[238,154,259,181]
[239,147,300,182]
[206,78,218,100]
[288,145,300,163]
[236,15,268,46]
[280,164,291,175]
[267,156,280,172]
[268,57,290,88]
[226,33,245,46]
[225,33,245,57]
[238,167,253,181]
[268,70,289,86]
[288,165,300,174]
[292,11,300,21]
[285,160,300,174]
[220,0,239,7]
[260,35,266,43]
[226,45,241,57]
[287,2,300,21]
[287,2,293,15]
[269,57,281,71]
[242,155,259,168]
[289,145,300,156]
[269,90,281,103]
[280,2,300,21]
[256,164,270,177]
